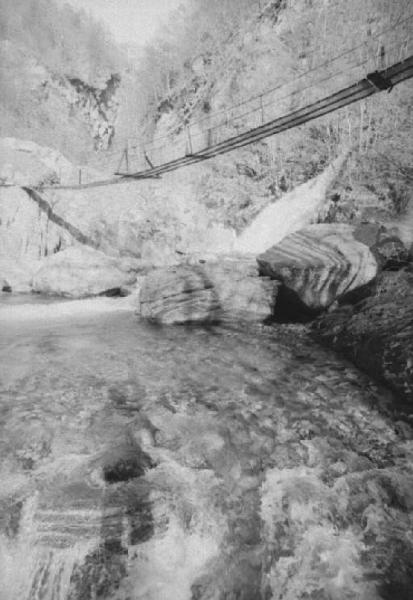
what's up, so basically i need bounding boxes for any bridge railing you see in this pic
[112,19,412,176]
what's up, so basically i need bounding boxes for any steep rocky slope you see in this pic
[0,0,139,163]
[0,138,236,293]
[313,269,413,404]
[136,0,413,229]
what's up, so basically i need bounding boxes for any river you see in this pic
[0,296,412,600]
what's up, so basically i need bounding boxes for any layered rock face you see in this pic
[202,258,281,322]
[0,138,236,296]
[257,223,378,314]
[138,258,280,324]
[313,269,413,404]
[139,266,221,324]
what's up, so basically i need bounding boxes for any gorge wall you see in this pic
[0,0,138,164]
[135,0,413,231]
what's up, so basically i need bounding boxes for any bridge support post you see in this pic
[124,144,129,173]
[260,95,265,124]
[186,125,193,155]
[143,147,155,169]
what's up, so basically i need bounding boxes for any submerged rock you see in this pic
[138,258,280,324]
[31,246,138,298]
[353,222,410,270]
[257,223,378,316]
[313,269,413,404]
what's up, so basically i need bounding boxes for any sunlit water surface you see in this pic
[1,297,413,600]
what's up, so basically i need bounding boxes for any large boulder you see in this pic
[203,257,280,322]
[138,258,280,325]
[31,247,138,297]
[139,266,221,325]
[313,270,413,404]
[257,224,378,316]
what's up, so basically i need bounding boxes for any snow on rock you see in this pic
[234,152,350,255]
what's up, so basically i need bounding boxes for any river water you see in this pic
[0,297,412,600]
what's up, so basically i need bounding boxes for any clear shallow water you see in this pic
[0,300,413,600]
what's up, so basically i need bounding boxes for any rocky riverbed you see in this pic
[1,137,413,599]
[1,300,413,600]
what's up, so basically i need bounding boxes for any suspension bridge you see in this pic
[2,13,413,191]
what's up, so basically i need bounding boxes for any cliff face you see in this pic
[0,0,136,163]
[137,0,413,228]
[1,0,412,297]
[0,40,123,161]
[0,138,236,293]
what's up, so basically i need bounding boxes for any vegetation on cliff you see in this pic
[0,0,121,83]
[134,0,413,228]
[0,0,125,159]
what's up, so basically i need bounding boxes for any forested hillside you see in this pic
[0,0,128,161]
[1,0,412,223]
[133,0,413,229]
[0,0,121,82]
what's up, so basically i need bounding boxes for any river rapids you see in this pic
[0,298,412,600]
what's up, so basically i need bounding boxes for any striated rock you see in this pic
[31,247,138,298]
[139,266,221,325]
[138,258,280,324]
[203,258,280,322]
[313,270,413,404]
[257,224,378,315]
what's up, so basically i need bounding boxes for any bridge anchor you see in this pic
[366,71,394,92]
